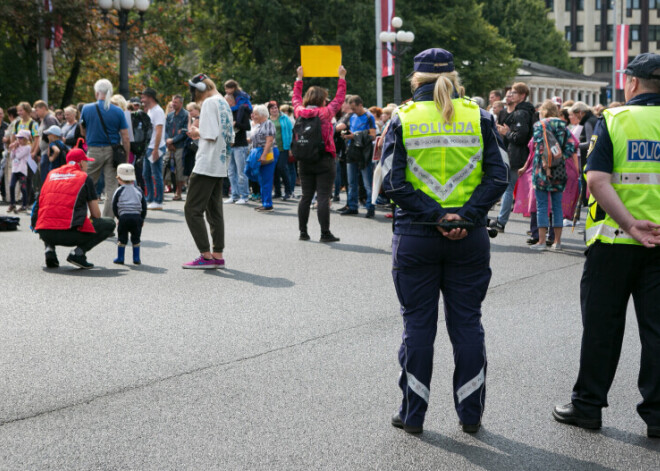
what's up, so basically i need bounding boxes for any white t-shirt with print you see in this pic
[147,104,166,149]
[192,94,234,178]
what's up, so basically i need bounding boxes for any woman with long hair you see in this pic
[380,48,507,434]
[292,65,346,242]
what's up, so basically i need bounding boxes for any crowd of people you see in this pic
[0,67,641,267]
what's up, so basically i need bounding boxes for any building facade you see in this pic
[546,0,660,101]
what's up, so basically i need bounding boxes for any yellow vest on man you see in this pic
[585,105,660,246]
[399,99,483,209]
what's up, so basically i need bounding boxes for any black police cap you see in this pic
[618,53,660,80]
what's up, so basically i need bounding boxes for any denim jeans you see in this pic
[143,146,166,204]
[259,157,278,209]
[347,161,374,210]
[273,149,290,197]
[535,189,563,228]
[227,145,249,200]
[496,169,518,226]
[286,161,297,196]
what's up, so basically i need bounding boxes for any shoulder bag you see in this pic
[96,104,126,167]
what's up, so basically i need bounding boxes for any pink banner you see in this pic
[616,24,630,90]
[381,0,395,77]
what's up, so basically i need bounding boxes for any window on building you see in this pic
[546,0,554,9]
[565,26,583,42]
[577,25,584,42]
[596,24,615,41]
[626,0,640,8]
[565,0,584,10]
[650,0,657,8]
[595,0,610,9]
[650,25,660,41]
[630,25,641,42]
[595,57,613,73]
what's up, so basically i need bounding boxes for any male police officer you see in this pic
[381,48,508,434]
[553,53,660,439]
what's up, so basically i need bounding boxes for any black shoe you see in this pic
[365,208,375,219]
[320,232,340,243]
[337,205,349,213]
[340,209,358,216]
[391,413,423,434]
[648,426,660,438]
[66,253,94,269]
[546,240,554,247]
[332,196,340,202]
[299,231,311,241]
[45,251,59,268]
[526,238,539,245]
[460,421,481,434]
[552,403,601,429]
[489,219,505,233]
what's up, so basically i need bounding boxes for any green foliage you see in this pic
[480,0,581,73]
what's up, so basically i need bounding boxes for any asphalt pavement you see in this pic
[1,194,658,470]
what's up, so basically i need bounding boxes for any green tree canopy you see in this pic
[480,0,580,73]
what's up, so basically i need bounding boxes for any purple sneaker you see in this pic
[213,258,226,269]
[182,255,218,269]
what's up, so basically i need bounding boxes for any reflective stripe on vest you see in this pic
[399,99,483,208]
[585,105,660,246]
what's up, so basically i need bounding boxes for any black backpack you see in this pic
[130,110,153,157]
[0,216,19,231]
[291,116,324,163]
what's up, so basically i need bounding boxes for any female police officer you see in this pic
[381,48,508,434]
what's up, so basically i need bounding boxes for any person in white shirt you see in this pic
[181,73,234,269]
[140,87,167,210]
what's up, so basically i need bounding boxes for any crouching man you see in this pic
[32,147,115,269]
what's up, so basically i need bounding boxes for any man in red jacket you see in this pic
[32,148,116,269]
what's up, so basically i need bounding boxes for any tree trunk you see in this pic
[60,55,81,108]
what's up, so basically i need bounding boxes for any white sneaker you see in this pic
[550,243,562,251]
[224,197,236,204]
[151,203,163,210]
[529,243,547,251]
[563,219,573,227]
[235,199,248,205]
[147,202,157,210]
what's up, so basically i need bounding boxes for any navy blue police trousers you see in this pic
[392,228,491,427]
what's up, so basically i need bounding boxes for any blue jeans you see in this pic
[496,169,518,226]
[286,161,297,196]
[347,161,374,211]
[258,150,279,209]
[39,152,50,183]
[143,146,166,204]
[273,149,290,197]
[535,189,563,228]
[227,145,249,200]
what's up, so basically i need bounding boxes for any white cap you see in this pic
[44,125,62,137]
[117,163,136,182]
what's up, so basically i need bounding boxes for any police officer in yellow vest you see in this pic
[380,48,508,434]
[553,53,660,439]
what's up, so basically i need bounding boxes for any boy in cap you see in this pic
[112,163,147,264]
[44,125,69,175]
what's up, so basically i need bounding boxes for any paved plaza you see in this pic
[1,196,658,470]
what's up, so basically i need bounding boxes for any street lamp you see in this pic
[379,16,415,105]
[97,0,150,98]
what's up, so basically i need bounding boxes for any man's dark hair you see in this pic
[349,95,363,106]
[173,94,183,101]
[489,89,503,99]
[224,79,241,91]
[7,106,17,119]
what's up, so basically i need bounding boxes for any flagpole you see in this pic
[375,0,383,108]
[612,0,617,102]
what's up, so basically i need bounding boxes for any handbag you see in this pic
[95,104,126,167]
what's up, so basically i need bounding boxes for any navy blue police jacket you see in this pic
[380,83,509,236]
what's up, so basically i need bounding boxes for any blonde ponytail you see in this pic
[411,71,465,123]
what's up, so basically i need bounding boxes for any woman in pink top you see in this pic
[292,65,346,243]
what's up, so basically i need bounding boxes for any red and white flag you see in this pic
[616,24,630,90]
[44,0,63,50]
[381,0,395,77]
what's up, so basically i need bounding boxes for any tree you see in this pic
[480,0,580,73]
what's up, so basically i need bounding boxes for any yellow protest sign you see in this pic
[300,45,342,77]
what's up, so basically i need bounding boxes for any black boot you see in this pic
[320,231,340,243]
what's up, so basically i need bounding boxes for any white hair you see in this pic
[94,79,114,110]
[253,104,269,119]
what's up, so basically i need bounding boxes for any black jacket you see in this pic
[578,110,599,160]
[503,101,536,170]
